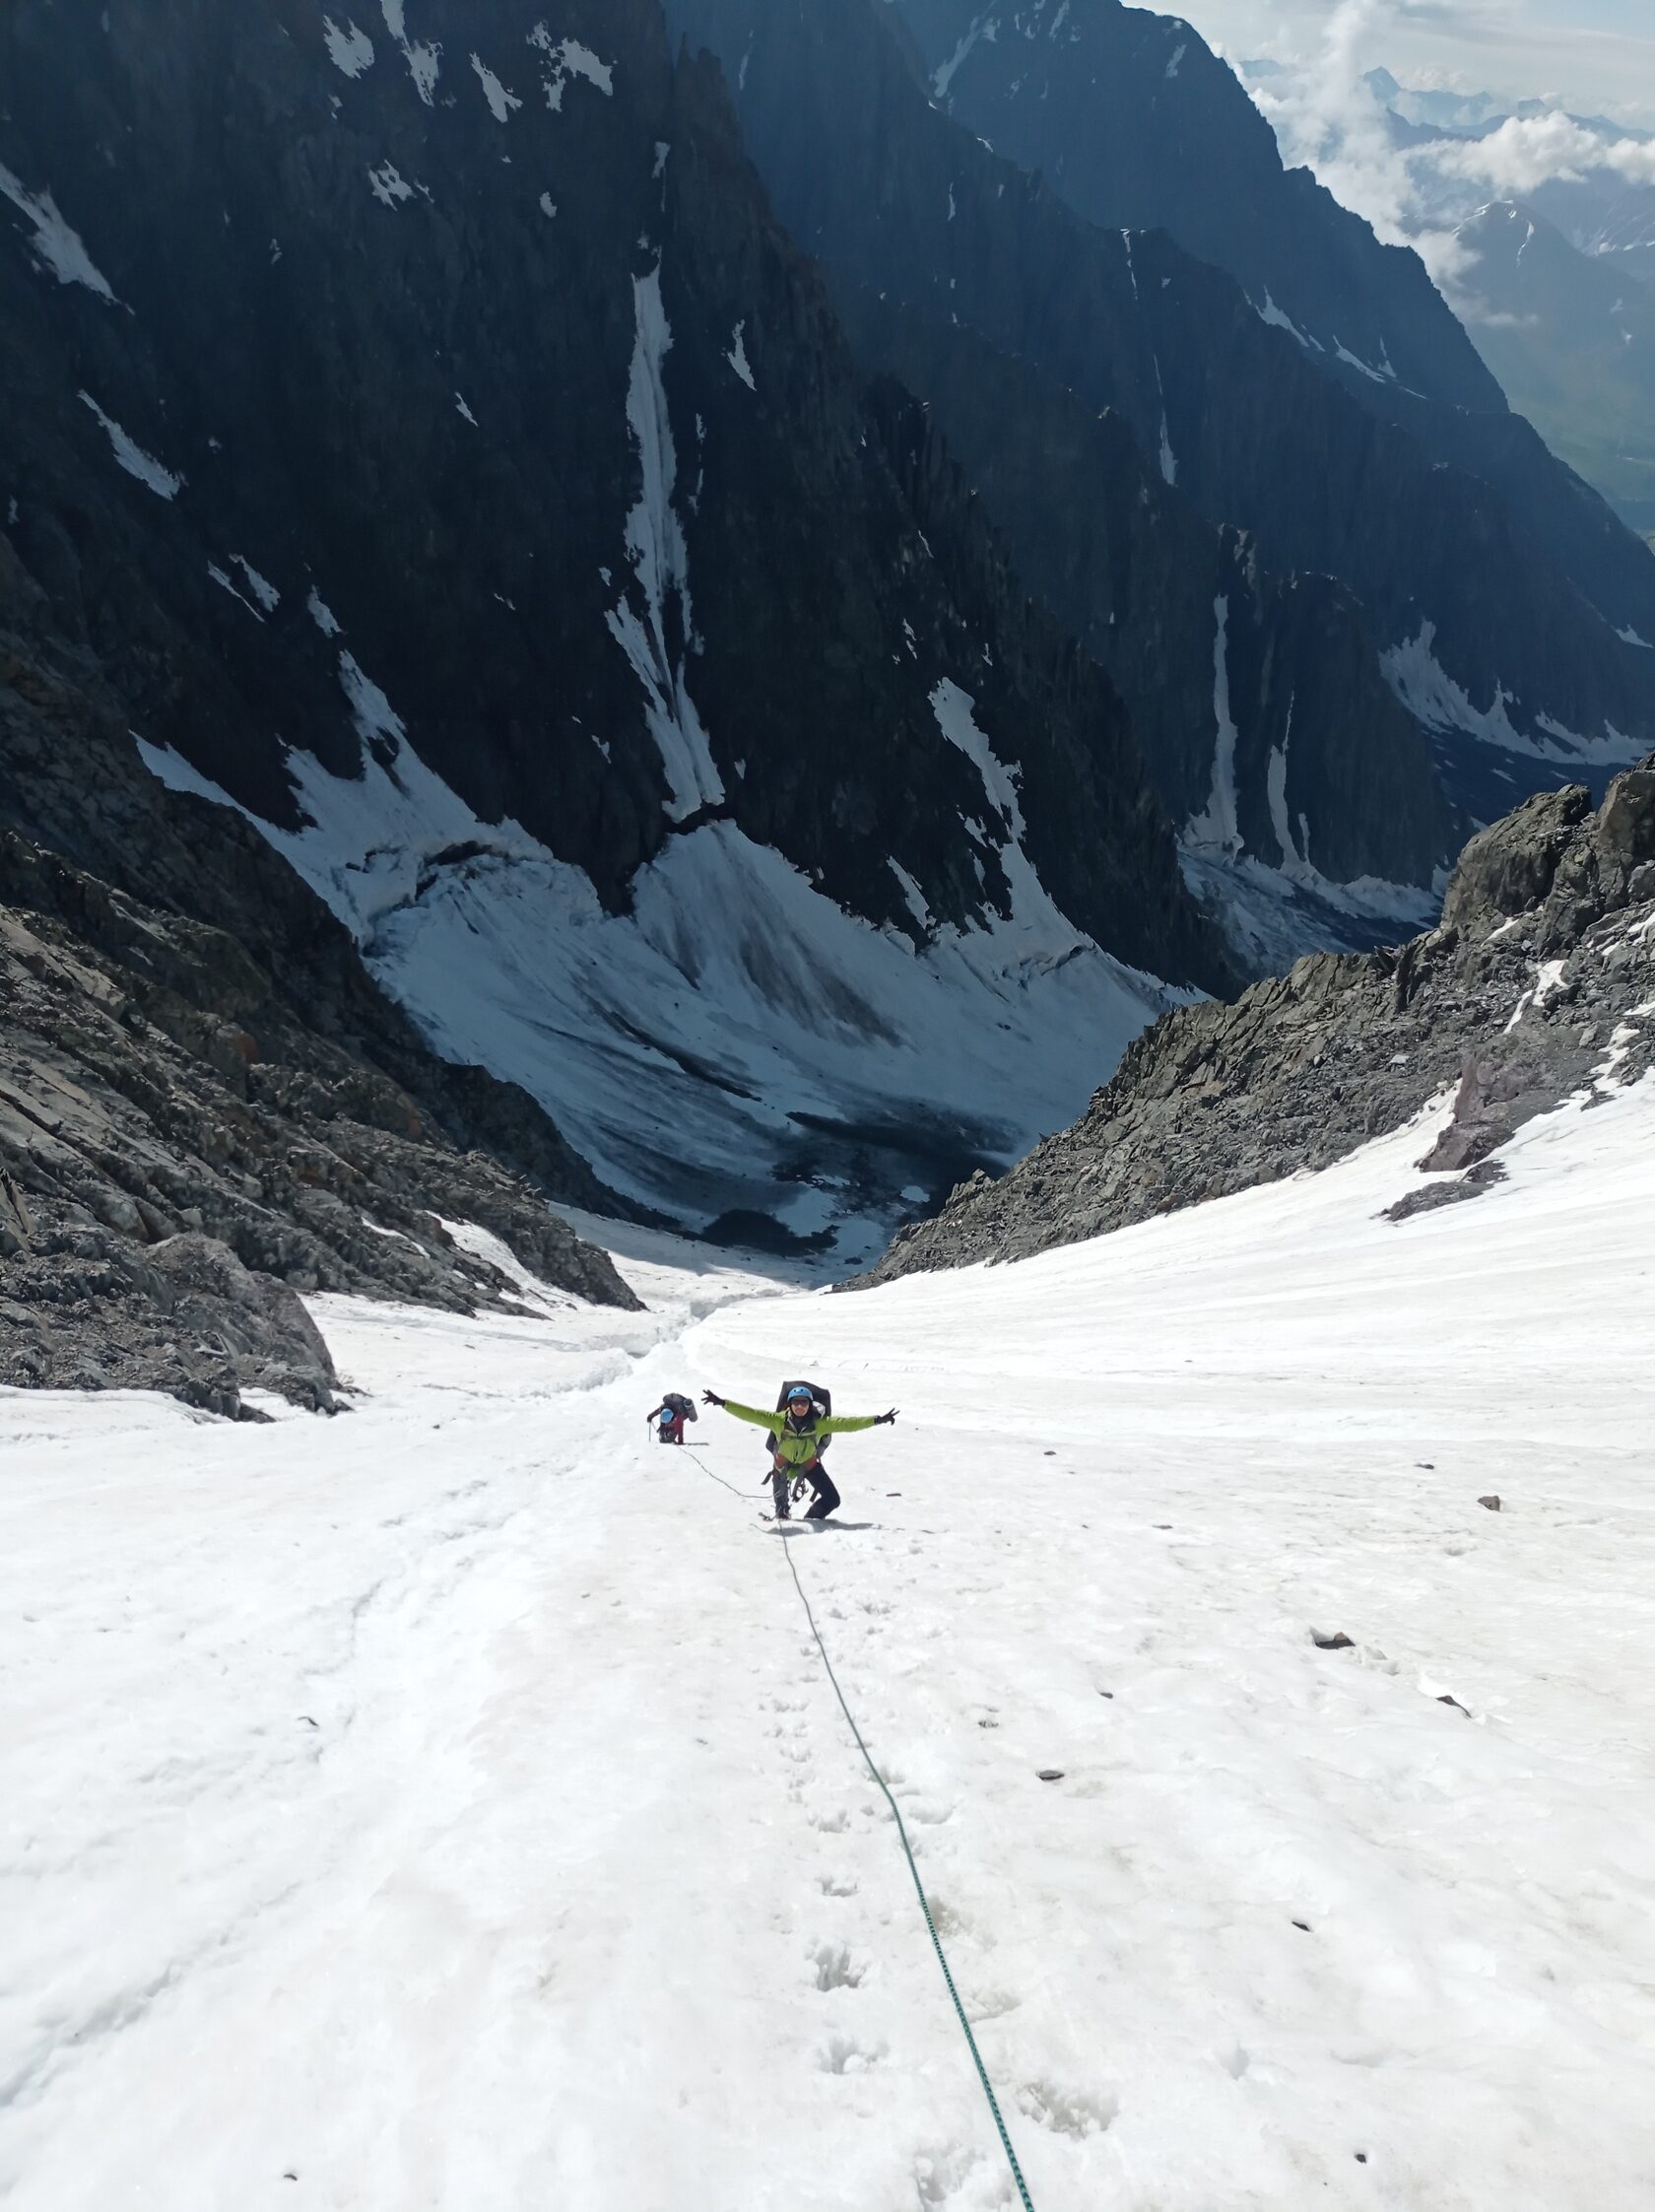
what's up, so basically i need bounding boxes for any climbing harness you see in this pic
[682,1447,1036,2209]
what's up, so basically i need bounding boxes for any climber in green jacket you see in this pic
[702,1382,897,1520]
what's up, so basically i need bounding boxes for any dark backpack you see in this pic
[660,1392,696,1422]
[767,1377,831,1453]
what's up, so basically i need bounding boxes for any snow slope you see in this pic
[137,735,1178,1261]
[2,1082,1652,2209]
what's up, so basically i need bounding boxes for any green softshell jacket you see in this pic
[715,1399,881,1467]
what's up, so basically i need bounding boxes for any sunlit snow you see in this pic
[3,1072,1651,2206]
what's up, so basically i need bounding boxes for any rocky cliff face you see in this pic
[896,1,1655,710]
[1,0,1228,1253]
[670,0,1655,905]
[669,0,1463,952]
[844,292,1456,968]
[900,0,1499,410]
[857,758,1655,1283]
[0,536,639,1415]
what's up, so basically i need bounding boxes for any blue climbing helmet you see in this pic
[786,1384,814,1404]
[658,1405,675,1424]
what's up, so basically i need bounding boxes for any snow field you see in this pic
[2,1087,1652,2207]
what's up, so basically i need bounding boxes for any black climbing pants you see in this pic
[771,1459,840,1520]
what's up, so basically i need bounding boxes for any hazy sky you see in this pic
[1174,0,1655,123]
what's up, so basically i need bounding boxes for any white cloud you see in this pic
[1180,0,1655,130]
[1426,111,1655,193]
[1240,0,1655,287]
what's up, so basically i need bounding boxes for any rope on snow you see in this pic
[685,1450,1037,2209]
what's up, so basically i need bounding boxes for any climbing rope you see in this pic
[776,1533,1038,2210]
[688,1456,748,1498]
[678,1444,1036,2205]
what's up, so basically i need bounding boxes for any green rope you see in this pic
[776,1533,1037,2212]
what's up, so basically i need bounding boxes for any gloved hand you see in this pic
[877,1409,898,1426]
[702,1389,725,1407]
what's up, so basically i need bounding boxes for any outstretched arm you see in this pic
[703,1394,785,1430]
[818,1410,898,1433]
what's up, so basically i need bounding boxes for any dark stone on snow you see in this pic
[1480,1496,1503,1512]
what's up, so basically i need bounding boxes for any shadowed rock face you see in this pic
[0,814,644,1411]
[0,0,1225,976]
[890,1,1655,717]
[2,0,1231,1253]
[668,0,1655,915]
[856,760,1655,1284]
[1,530,640,1417]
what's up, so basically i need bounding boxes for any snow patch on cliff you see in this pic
[1186,597,1243,855]
[470,55,521,122]
[78,394,182,499]
[606,264,725,823]
[377,0,440,102]
[0,165,116,300]
[528,26,615,108]
[1382,623,1645,767]
[322,19,375,80]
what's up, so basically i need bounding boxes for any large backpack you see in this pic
[661,1391,696,1422]
[767,1377,831,1453]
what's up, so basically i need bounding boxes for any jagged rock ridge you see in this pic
[857,758,1655,1283]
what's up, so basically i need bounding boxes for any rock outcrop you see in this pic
[0,828,641,1412]
[857,760,1655,1282]
[1,523,639,1417]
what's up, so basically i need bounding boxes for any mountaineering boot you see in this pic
[770,1464,793,1519]
[802,1465,841,1520]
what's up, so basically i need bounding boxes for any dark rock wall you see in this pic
[897,0,1655,678]
[0,0,1224,981]
[896,0,1501,414]
[671,0,1655,823]
[1,501,642,1417]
